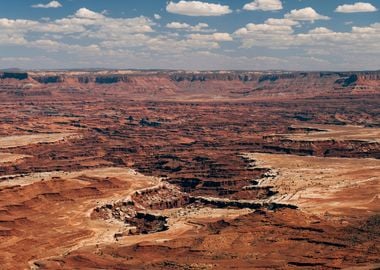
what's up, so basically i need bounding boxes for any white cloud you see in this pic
[243,0,283,11]
[0,7,229,56]
[188,33,233,41]
[32,1,62,8]
[166,1,232,16]
[146,36,221,51]
[74,8,105,19]
[167,22,191,29]
[192,23,210,32]
[0,8,155,46]
[335,2,377,13]
[166,22,212,32]
[234,22,294,48]
[0,19,39,45]
[31,39,61,50]
[1,3,380,70]
[308,27,334,34]
[0,18,39,29]
[352,26,377,33]
[53,9,154,38]
[154,14,161,20]
[265,18,299,26]
[0,32,27,45]
[285,7,330,21]
[234,16,380,67]
[235,23,293,36]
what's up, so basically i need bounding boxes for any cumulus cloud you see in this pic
[285,7,330,21]
[0,18,39,45]
[1,3,380,70]
[32,1,62,8]
[308,27,334,34]
[234,16,380,65]
[234,21,294,48]
[0,32,27,45]
[54,9,154,37]
[0,18,39,29]
[188,33,233,41]
[166,22,212,32]
[166,1,232,16]
[243,0,283,11]
[235,23,293,37]
[352,26,377,33]
[0,8,155,47]
[74,8,105,19]
[0,6,234,64]
[154,14,161,20]
[167,22,191,29]
[264,18,299,26]
[335,2,377,13]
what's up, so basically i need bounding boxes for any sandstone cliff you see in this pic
[1,70,379,100]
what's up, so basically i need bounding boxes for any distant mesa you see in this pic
[0,70,379,100]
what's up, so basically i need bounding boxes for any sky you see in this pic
[0,0,379,71]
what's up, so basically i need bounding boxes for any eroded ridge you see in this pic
[91,176,297,238]
[0,70,379,269]
[0,167,160,269]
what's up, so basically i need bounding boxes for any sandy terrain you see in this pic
[0,165,254,269]
[0,166,160,269]
[0,153,31,163]
[0,167,148,188]
[0,133,79,149]
[283,124,380,143]
[245,153,380,217]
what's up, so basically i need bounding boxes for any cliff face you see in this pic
[0,72,28,80]
[2,70,380,84]
[1,70,379,100]
[170,71,380,99]
[32,76,64,84]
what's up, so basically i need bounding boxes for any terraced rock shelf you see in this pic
[0,70,379,269]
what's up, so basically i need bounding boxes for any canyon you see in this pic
[0,70,379,269]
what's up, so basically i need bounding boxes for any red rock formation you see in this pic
[1,70,379,100]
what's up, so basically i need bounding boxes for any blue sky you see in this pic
[0,0,379,70]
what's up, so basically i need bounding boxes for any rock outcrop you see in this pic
[0,72,28,80]
[1,70,379,100]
